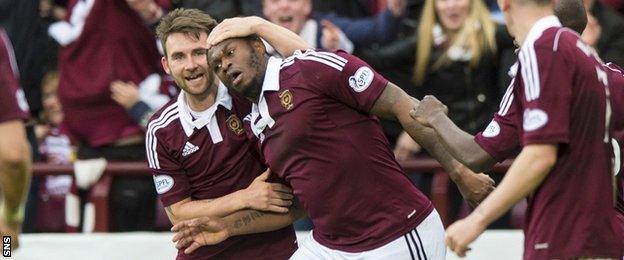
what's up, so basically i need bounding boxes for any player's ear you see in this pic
[251,38,266,55]
[161,56,171,75]
[499,0,511,11]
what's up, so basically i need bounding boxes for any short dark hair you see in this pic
[554,0,587,34]
[155,8,218,56]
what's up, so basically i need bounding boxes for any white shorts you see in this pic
[290,209,445,260]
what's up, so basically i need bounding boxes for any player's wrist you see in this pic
[469,206,491,229]
[250,16,265,34]
[427,113,447,130]
[234,189,251,210]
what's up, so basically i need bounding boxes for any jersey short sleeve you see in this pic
[518,45,572,145]
[475,92,521,162]
[147,135,190,207]
[299,50,389,112]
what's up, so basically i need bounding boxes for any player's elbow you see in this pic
[525,144,558,171]
[464,157,496,173]
[459,149,497,173]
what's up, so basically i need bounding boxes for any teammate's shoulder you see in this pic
[284,49,350,71]
[533,27,579,51]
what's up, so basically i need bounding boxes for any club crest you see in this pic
[226,115,244,136]
[279,89,294,110]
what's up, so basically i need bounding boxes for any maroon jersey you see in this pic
[0,28,29,123]
[605,62,624,233]
[146,86,296,260]
[476,16,623,258]
[55,0,163,147]
[244,50,433,252]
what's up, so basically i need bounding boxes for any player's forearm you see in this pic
[169,191,248,223]
[428,114,497,172]
[223,203,305,237]
[250,16,310,56]
[470,145,556,226]
[370,83,466,177]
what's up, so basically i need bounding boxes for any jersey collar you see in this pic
[248,56,282,138]
[177,83,233,142]
[520,15,561,51]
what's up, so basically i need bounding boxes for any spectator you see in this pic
[110,74,179,129]
[34,71,75,233]
[359,0,514,148]
[262,0,407,54]
[581,0,624,66]
[48,0,167,231]
[171,0,263,22]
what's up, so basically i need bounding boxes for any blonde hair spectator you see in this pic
[414,0,497,84]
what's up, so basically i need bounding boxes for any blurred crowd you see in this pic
[1,0,623,233]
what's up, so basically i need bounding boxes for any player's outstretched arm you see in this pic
[410,95,497,172]
[172,200,306,254]
[206,16,310,57]
[164,170,294,224]
[0,120,32,250]
[445,144,556,257]
[370,83,494,207]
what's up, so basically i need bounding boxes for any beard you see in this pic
[239,51,265,101]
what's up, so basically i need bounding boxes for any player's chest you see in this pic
[251,89,328,143]
[175,115,248,170]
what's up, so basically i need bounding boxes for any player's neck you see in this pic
[186,81,219,111]
[512,5,554,47]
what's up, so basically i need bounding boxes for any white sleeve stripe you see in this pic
[498,78,515,116]
[146,113,178,169]
[146,104,178,169]
[528,46,540,100]
[605,62,623,73]
[146,107,176,168]
[0,29,19,78]
[519,51,533,101]
[291,49,347,68]
[295,56,344,71]
[519,48,541,102]
[280,59,295,69]
[148,114,179,169]
[310,51,347,66]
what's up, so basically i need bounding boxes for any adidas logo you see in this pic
[182,142,199,157]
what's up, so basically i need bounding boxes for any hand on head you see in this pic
[206,16,263,50]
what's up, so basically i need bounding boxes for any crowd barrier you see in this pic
[32,158,513,231]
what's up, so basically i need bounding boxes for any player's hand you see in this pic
[393,131,421,161]
[171,216,230,254]
[454,168,495,208]
[409,95,448,128]
[320,20,341,52]
[387,0,407,17]
[445,213,487,257]
[241,170,294,213]
[110,81,140,110]
[206,16,263,50]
